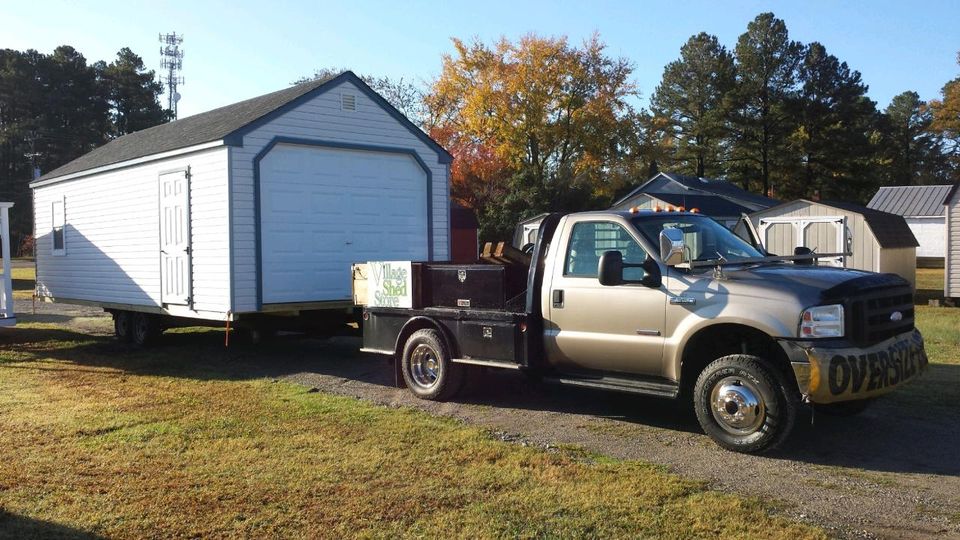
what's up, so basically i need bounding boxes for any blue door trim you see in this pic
[253,136,434,310]
[224,71,452,165]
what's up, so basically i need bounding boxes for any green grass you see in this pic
[0,325,824,539]
[10,265,34,300]
[915,267,944,293]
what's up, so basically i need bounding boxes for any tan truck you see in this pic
[357,210,927,453]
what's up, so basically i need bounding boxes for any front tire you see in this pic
[694,354,798,453]
[401,329,464,401]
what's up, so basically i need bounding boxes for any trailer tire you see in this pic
[113,311,133,343]
[130,313,161,347]
[401,329,464,401]
[694,354,797,454]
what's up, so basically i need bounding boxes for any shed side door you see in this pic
[159,170,192,305]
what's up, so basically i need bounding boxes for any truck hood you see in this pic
[677,263,875,303]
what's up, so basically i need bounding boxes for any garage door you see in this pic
[259,144,429,304]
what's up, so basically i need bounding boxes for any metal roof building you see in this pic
[868,185,952,260]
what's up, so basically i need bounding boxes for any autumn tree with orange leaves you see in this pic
[425,34,645,240]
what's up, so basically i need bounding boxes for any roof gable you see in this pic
[611,172,778,214]
[867,185,952,217]
[34,71,450,185]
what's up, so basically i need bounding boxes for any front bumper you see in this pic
[779,329,927,404]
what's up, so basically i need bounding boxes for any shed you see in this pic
[512,213,550,248]
[943,184,960,298]
[450,204,479,262]
[0,202,14,327]
[611,172,778,228]
[868,184,951,263]
[30,72,451,323]
[747,199,918,287]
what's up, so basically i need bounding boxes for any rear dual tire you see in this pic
[401,329,465,401]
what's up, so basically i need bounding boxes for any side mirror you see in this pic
[598,250,624,286]
[659,228,687,266]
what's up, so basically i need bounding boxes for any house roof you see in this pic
[34,71,451,184]
[617,192,753,217]
[867,185,953,217]
[612,172,778,214]
[756,199,919,249]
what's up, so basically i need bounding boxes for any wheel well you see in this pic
[680,324,797,394]
[394,318,458,361]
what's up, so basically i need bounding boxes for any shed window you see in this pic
[52,199,66,255]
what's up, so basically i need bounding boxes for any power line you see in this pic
[159,32,185,119]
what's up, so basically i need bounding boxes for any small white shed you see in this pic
[748,199,919,288]
[943,184,960,298]
[868,184,951,262]
[30,72,451,323]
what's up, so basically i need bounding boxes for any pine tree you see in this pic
[99,48,171,137]
[729,13,803,196]
[651,33,735,178]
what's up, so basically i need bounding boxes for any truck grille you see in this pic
[848,290,914,345]
[822,273,915,347]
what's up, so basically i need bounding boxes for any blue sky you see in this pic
[4,0,959,118]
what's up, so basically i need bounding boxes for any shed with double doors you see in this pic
[29,71,451,325]
[746,199,918,288]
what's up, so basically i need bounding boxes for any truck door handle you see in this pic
[552,289,564,308]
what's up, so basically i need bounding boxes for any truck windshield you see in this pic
[632,215,764,263]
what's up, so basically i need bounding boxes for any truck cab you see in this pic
[358,209,927,453]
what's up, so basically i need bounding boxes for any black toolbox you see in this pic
[422,264,527,310]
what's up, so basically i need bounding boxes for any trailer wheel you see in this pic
[693,354,797,454]
[401,329,464,401]
[113,311,133,343]
[130,313,161,347]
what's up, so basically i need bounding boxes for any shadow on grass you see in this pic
[0,508,104,540]
[3,325,959,476]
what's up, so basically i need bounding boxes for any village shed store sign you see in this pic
[368,261,413,308]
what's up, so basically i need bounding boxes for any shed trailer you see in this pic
[747,199,918,288]
[30,72,451,342]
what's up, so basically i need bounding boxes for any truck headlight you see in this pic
[800,304,844,338]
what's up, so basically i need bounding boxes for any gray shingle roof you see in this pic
[611,172,779,214]
[867,185,952,217]
[37,75,338,182]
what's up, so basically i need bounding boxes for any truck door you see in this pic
[543,219,666,376]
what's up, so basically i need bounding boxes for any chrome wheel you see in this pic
[710,376,766,435]
[409,344,441,388]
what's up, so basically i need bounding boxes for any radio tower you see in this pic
[159,32,185,118]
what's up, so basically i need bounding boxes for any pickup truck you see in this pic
[358,210,927,453]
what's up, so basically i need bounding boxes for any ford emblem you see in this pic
[890,311,903,322]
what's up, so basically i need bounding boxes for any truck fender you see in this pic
[392,316,459,388]
[668,309,794,380]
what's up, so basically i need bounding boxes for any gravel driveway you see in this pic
[12,297,960,539]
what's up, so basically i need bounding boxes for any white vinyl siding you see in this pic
[905,217,945,258]
[33,146,230,318]
[947,193,960,297]
[230,79,450,312]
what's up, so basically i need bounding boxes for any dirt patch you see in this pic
[280,337,960,540]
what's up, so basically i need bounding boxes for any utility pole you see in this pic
[159,32,185,119]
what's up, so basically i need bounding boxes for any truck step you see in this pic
[544,374,679,399]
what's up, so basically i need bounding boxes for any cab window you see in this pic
[565,221,647,280]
